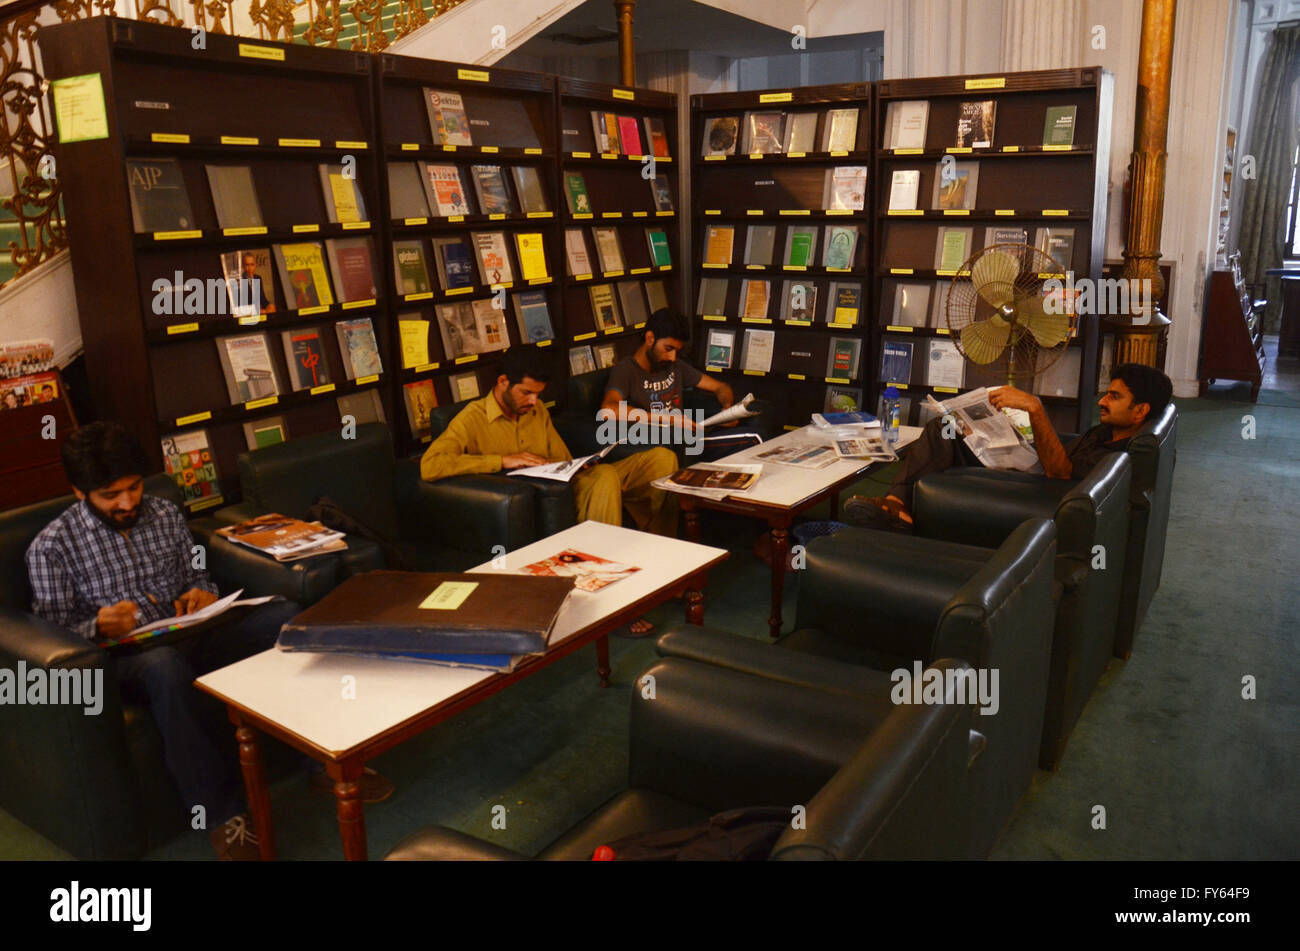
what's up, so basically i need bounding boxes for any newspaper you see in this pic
[700,392,760,428]
[653,463,763,500]
[924,387,1042,473]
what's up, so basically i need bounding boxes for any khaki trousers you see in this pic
[572,447,679,537]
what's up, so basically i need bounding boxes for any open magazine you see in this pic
[520,548,640,591]
[654,463,763,500]
[925,387,1042,473]
[216,513,347,562]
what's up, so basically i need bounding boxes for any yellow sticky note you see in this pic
[52,73,109,143]
[420,581,479,610]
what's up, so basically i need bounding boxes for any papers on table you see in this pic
[654,463,763,500]
[752,441,839,469]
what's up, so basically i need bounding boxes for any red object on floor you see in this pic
[592,845,615,861]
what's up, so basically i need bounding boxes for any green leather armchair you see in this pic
[385,653,977,861]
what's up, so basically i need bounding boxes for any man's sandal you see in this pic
[842,495,913,533]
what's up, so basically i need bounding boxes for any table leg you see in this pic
[595,635,610,688]
[329,761,368,861]
[683,502,702,543]
[234,717,276,861]
[768,524,790,638]
[685,586,704,625]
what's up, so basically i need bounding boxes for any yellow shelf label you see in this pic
[890,267,914,275]
[574,332,597,341]
[784,319,811,327]
[239,42,285,61]
[888,209,923,216]
[995,209,1016,216]
[787,373,806,380]
[480,145,499,154]
[1042,144,1072,152]
[151,132,190,144]
[745,264,764,270]
[612,88,635,101]
[355,374,381,385]
[704,155,726,161]
[966,77,1006,89]
[537,340,553,348]
[1001,145,1021,152]
[891,382,909,390]
[701,263,727,269]
[943,209,971,216]
[946,147,973,154]
[936,328,951,335]
[221,135,259,146]
[630,267,651,275]
[603,270,624,278]
[741,317,773,324]
[825,376,850,385]
[524,147,543,155]
[279,137,320,148]
[826,209,854,216]
[748,152,764,160]
[153,230,201,240]
[404,217,428,226]
[341,221,370,230]
[237,314,266,326]
[335,140,367,150]
[743,370,765,377]
[489,282,514,290]
[779,209,810,216]
[572,151,592,159]
[783,265,807,272]
[659,265,672,271]
[934,386,959,394]
[601,152,617,160]
[601,211,623,218]
[488,213,506,221]
[826,267,852,273]
[401,142,420,151]
[413,362,439,373]
[634,322,646,329]
[222,226,267,236]
[660,156,673,163]
[893,148,924,155]
[190,495,225,512]
[1043,209,1070,216]
[702,315,727,322]
[299,304,330,315]
[656,210,675,217]
[759,91,793,103]
[632,211,648,218]
[604,327,620,335]
[442,144,458,152]
[574,273,593,281]
[830,150,850,157]
[458,68,490,82]
[454,355,478,365]
[573,212,594,220]
[447,214,465,223]
[167,322,199,335]
[528,277,552,285]
[1037,272,1066,280]
[341,298,376,310]
[527,211,553,219]
[827,321,856,330]
[245,396,278,411]
[310,383,336,395]
[292,223,320,233]
[886,325,914,333]
[935,269,957,276]
[704,209,721,216]
[786,151,807,158]
[175,410,212,426]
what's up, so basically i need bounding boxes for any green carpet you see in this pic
[3,392,1296,861]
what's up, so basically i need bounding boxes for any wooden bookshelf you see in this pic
[689,82,873,429]
[873,67,1112,433]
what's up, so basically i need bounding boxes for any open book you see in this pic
[924,387,1042,472]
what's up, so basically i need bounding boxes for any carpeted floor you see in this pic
[2,347,1297,862]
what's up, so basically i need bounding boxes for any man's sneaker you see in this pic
[309,766,395,803]
[210,814,260,861]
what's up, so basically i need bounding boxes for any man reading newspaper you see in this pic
[843,363,1171,532]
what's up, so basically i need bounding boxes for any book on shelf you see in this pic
[933,160,979,210]
[470,164,515,216]
[650,174,674,212]
[318,163,366,224]
[742,110,785,154]
[594,342,618,369]
[336,389,385,425]
[740,327,775,372]
[388,162,430,219]
[782,112,818,154]
[0,370,58,409]
[435,301,486,359]
[705,328,736,369]
[281,327,331,390]
[448,370,480,403]
[569,344,596,375]
[956,100,997,149]
[220,247,278,317]
[780,335,830,378]
[1034,227,1076,271]
[891,283,932,327]
[880,339,915,383]
[828,281,862,324]
[393,240,433,296]
[273,241,335,309]
[783,225,818,268]
[780,280,818,322]
[602,113,622,153]
[335,317,384,379]
[514,231,548,281]
[1033,347,1081,397]
[739,279,770,319]
[242,416,288,451]
[398,315,430,369]
[325,237,378,303]
[696,277,729,316]
[616,281,650,328]
[820,108,859,152]
[420,163,471,217]
[643,116,671,158]
[512,291,555,344]
[161,429,221,509]
[564,228,592,276]
[743,224,777,266]
[472,231,515,285]
[704,224,735,266]
[822,166,867,211]
[984,225,1029,247]
[888,169,921,210]
[884,100,930,150]
[470,298,509,352]
[826,336,861,379]
[645,228,672,267]
[934,226,974,271]
[822,224,859,270]
[217,332,281,404]
[563,172,593,215]
[126,158,194,233]
[702,116,739,157]
[425,88,473,146]
[644,279,669,314]
[824,384,863,413]
[617,115,644,156]
[402,379,438,441]
[432,236,476,291]
[590,111,612,153]
[925,338,966,388]
[510,165,549,215]
[928,284,950,328]
[205,164,263,229]
[592,226,626,272]
[1043,105,1078,147]
[588,283,623,330]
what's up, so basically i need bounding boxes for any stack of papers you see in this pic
[216,514,347,562]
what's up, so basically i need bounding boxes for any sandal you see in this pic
[842,495,913,533]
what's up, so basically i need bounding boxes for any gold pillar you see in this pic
[615,0,636,86]
[1113,0,1175,365]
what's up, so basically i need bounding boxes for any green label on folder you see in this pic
[420,581,478,610]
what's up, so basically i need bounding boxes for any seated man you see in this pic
[844,363,1172,530]
[24,422,324,860]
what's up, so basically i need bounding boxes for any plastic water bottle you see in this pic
[882,386,902,448]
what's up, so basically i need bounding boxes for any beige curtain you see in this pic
[1240,26,1300,333]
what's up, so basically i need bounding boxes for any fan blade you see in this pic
[960,317,1011,364]
[1016,293,1072,347]
[972,250,1019,308]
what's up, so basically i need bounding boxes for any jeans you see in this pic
[111,599,301,827]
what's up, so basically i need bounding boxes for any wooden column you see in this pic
[1113,0,1175,365]
[615,0,636,86]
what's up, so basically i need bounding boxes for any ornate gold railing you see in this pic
[0,0,467,288]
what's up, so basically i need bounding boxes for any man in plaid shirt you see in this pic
[25,422,300,860]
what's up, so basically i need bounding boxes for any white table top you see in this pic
[678,424,922,509]
[194,521,727,757]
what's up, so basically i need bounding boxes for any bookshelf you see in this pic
[375,53,560,454]
[873,68,1112,433]
[688,82,873,431]
[556,78,681,382]
[40,16,390,511]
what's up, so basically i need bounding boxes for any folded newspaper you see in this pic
[925,387,1043,473]
[653,463,763,500]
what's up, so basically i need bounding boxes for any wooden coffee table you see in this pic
[668,424,920,638]
[194,521,728,861]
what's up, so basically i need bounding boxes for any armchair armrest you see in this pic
[189,518,341,607]
[0,604,100,667]
[394,459,536,555]
[385,826,528,861]
[912,468,1075,549]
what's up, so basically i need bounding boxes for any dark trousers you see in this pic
[111,599,301,827]
[888,416,983,506]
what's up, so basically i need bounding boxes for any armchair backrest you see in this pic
[1054,452,1132,565]
[236,422,400,541]
[566,369,611,415]
[1127,403,1176,603]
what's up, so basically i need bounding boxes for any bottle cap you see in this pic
[884,386,900,399]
